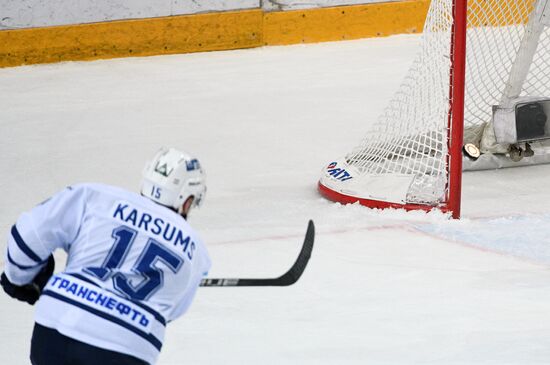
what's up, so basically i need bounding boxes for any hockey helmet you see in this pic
[141,147,206,211]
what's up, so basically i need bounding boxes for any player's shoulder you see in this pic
[78,182,189,222]
[66,182,135,201]
[74,182,153,206]
[72,182,134,197]
[71,183,203,241]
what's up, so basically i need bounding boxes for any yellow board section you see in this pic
[264,1,429,45]
[0,10,263,68]
[0,1,430,68]
[468,0,532,27]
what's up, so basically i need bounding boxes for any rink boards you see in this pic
[0,0,429,68]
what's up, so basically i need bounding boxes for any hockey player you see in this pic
[1,147,210,365]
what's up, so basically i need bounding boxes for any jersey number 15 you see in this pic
[85,226,183,301]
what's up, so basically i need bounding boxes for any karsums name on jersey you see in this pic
[112,202,196,261]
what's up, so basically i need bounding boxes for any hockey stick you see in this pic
[200,220,315,287]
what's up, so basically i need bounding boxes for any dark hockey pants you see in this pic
[30,323,150,365]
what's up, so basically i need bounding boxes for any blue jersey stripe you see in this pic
[11,225,43,263]
[7,250,43,270]
[42,290,163,351]
[66,272,167,326]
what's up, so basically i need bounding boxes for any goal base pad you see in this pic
[317,180,450,215]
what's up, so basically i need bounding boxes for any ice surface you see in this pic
[2,35,550,364]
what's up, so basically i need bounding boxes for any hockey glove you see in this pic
[1,255,55,305]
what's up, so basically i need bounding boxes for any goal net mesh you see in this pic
[345,0,550,206]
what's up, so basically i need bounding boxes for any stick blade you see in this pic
[200,220,315,287]
[271,219,315,286]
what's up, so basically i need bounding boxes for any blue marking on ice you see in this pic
[414,214,550,265]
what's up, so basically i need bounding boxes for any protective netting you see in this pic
[344,0,550,205]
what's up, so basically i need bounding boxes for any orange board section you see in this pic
[0,10,263,68]
[264,1,429,45]
[0,1,429,68]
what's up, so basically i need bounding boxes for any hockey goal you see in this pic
[319,0,550,218]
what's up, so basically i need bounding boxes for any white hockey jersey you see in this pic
[4,183,211,364]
